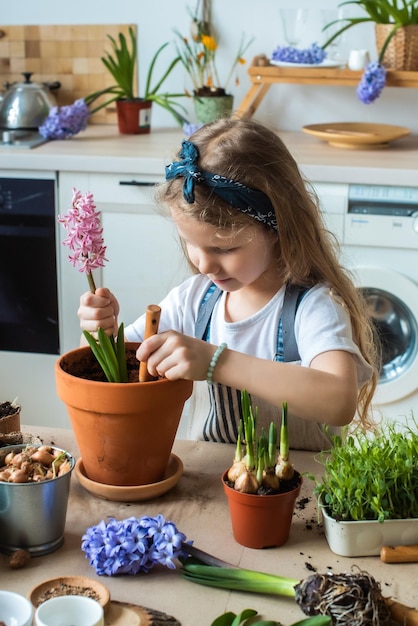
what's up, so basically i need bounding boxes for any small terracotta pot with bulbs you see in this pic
[222,471,302,549]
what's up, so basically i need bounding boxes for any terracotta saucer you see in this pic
[75,454,183,502]
[28,576,111,612]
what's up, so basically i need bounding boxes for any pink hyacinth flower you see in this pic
[58,188,107,293]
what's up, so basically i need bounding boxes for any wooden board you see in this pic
[0,24,137,124]
[105,601,180,626]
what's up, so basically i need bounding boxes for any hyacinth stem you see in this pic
[87,271,97,294]
[182,563,298,597]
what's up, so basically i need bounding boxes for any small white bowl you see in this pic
[0,590,33,626]
[35,595,104,626]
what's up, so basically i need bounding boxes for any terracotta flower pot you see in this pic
[55,343,193,487]
[116,99,152,134]
[222,471,302,549]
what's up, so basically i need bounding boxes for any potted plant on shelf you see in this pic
[96,26,189,134]
[55,189,192,491]
[324,0,418,70]
[322,0,418,103]
[175,2,253,125]
[308,420,418,557]
[222,391,302,549]
[38,27,189,139]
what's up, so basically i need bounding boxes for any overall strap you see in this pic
[195,281,309,361]
[278,284,310,362]
[194,283,222,340]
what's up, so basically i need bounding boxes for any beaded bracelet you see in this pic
[206,342,227,385]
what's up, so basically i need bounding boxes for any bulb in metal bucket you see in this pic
[0,444,74,556]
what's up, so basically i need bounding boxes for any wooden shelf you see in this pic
[236,56,418,118]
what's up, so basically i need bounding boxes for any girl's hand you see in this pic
[77,287,120,339]
[136,331,219,382]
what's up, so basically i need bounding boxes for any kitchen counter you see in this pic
[2,425,417,625]
[1,124,418,186]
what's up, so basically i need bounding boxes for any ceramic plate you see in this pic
[270,59,343,68]
[28,576,111,611]
[302,122,410,149]
[75,454,183,502]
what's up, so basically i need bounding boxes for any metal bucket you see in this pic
[0,444,74,556]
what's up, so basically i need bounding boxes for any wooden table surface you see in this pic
[0,425,417,626]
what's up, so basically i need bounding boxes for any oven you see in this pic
[0,173,59,354]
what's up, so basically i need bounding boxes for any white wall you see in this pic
[3,0,418,132]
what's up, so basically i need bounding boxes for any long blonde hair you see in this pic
[156,117,379,429]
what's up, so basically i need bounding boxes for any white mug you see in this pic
[347,49,370,70]
[35,595,104,626]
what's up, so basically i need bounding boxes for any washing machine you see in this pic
[315,182,418,430]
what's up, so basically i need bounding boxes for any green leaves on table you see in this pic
[210,610,331,626]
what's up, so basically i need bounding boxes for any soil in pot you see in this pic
[60,345,141,383]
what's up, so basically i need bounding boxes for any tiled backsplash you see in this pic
[0,24,137,124]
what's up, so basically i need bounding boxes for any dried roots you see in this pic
[294,568,391,626]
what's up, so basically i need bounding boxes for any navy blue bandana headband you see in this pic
[165,140,278,231]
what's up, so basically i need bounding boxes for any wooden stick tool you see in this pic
[381,544,418,563]
[139,304,162,382]
[386,598,418,626]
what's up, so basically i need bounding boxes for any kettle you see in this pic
[0,72,61,130]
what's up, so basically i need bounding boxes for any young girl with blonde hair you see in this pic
[78,117,378,450]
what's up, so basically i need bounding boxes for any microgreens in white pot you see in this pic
[81,514,188,575]
[58,188,128,382]
[308,420,418,522]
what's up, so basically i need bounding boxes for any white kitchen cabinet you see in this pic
[58,171,190,353]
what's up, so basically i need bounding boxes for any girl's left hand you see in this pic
[136,331,217,381]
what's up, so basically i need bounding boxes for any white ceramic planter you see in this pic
[321,504,418,557]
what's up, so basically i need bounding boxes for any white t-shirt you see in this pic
[125,274,373,450]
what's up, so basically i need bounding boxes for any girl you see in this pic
[78,118,378,450]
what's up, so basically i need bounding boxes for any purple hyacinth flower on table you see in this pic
[81,514,189,576]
